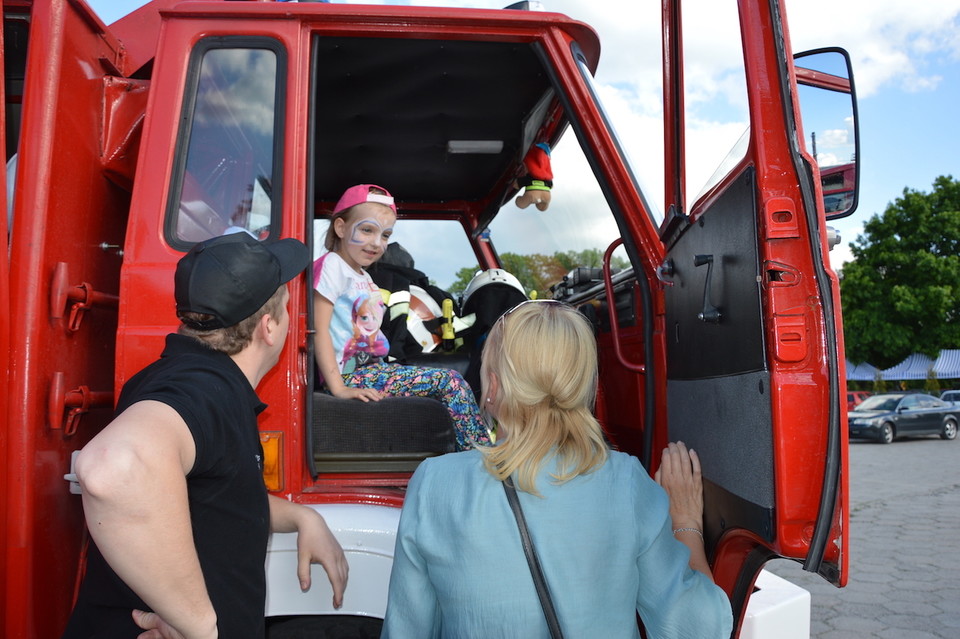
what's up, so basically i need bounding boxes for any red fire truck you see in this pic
[1,0,857,636]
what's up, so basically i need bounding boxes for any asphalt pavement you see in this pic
[765,434,960,638]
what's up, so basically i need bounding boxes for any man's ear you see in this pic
[259,312,278,347]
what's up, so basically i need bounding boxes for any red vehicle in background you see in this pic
[819,162,857,215]
[848,390,872,411]
[1,1,857,636]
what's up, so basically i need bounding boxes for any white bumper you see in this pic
[264,503,399,619]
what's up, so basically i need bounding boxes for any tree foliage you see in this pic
[841,175,960,368]
[449,248,629,296]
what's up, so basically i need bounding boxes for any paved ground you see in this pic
[766,435,960,638]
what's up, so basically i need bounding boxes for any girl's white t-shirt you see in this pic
[313,252,390,375]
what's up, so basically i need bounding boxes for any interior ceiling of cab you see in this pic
[312,36,556,216]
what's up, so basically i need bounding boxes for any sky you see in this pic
[87,0,960,272]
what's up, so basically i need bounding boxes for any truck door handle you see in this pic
[694,254,722,323]
[603,239,645,373]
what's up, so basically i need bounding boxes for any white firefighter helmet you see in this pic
[461,268,526,311]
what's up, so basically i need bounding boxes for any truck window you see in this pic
[683,0,749,211]
[166,39,286,247]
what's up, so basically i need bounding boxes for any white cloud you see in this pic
[784,0,960,97]
[818,129,849,148]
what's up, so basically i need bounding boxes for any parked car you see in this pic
[940,390,960,403]
[847,390,872,411]
[848,392,959,444]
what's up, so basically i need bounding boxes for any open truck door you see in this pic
[652,0,850,631]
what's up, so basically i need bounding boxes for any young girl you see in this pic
[313,184,490,450]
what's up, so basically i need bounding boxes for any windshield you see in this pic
[854,395,901,412]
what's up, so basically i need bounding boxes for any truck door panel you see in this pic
[665,168,775,542]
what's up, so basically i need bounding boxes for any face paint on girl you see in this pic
[336,203,396,272]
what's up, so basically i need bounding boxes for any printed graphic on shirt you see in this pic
[341,292,389,368]
[314,252,391,375]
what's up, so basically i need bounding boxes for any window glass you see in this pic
[683,0,750,207]
[900,396,919,409]
[171,45,281,244]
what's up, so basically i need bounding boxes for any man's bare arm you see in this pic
[76,400,218,639]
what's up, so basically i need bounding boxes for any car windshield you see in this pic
[854,395,901,412]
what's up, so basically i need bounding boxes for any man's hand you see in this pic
[269,496,349,609]
[133,609,215,639]
[296,510,349,608]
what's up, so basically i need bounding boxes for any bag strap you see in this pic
[503,476,565,639]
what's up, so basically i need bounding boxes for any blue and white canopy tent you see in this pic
[846,351,960,382]
[932,350,960,380]
[879,353,936,381]
[845,359,880,382]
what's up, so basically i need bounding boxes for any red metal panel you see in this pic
[2,0,130,635]
[0,3,10,624]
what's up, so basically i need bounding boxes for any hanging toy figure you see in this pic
[514,142,553,211]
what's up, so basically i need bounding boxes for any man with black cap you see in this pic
[63,233,348,639]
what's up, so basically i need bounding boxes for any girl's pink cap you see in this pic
[333,184,396,214]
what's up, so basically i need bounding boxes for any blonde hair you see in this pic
[323,186,391,252]
[478,301,608,494]
[178,285,286,355]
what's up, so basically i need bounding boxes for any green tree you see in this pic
[840,175,960,368]
[450,265,482,295]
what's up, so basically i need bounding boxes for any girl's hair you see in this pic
[178,284,286,355]
[323,186,392,253]
[478,301,608,494]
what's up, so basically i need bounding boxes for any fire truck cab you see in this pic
[1,1,855,636]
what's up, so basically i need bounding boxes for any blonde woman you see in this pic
[383,300,732,638]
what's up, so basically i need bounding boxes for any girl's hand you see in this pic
[332,386,384,402]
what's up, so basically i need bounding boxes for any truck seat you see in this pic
[311,391,457,472]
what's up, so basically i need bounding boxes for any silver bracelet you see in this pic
[672,527,704,541]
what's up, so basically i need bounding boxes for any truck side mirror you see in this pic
[794,48,860,220]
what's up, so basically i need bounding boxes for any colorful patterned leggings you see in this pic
[344,362,490,451]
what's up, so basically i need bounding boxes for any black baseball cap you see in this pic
[175,232,309,330]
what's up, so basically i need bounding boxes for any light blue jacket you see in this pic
[382,449,733,638]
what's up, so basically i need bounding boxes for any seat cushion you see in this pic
[312,392,456,455]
